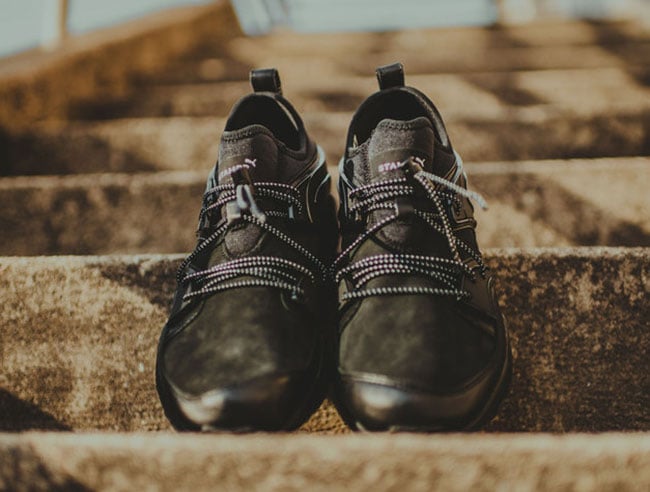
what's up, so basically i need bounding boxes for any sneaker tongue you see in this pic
[217,124,281,185]
[214,124,283,259]
[361,117,438,250]
[368,117,436,181]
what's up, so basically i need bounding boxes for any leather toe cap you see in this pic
[337,347,511,432]
[162,371,319,431]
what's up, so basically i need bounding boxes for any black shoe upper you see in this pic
[334,63,510,431]
[157,69,338,431]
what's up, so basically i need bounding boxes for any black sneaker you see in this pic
[156,68,338,431]
[333,63,512,432]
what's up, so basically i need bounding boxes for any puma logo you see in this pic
[412,156,426,167]
[219,158,258,180]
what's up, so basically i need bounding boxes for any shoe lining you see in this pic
[350,91,430,146]
[225,95,301,150]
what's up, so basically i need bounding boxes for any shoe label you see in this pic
[378,156,425,173]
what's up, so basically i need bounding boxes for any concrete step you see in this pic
[228,35,650,77]
[1,158,648,256]
[2,109,648,176]
[0,2,235,131]
[75,67,650,120]
[0,248,647,432]
[1,433,648,491]
[163,20,650,85]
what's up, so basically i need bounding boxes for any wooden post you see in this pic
[495,0,506,25]
[42,0,69,49]
[57,0,69,43]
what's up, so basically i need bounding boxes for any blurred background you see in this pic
[0,0,211,57]
[1,0,649,55]
[0,0,648,255]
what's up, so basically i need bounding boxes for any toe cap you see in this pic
[163,371,318,431]
[337,348,511,432]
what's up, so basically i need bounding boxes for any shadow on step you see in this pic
[1,444,90,491]
[96,259,180,310]
[463,72,546,107]
[589,20,650,88]
[0,127,161,176]
[301,90,365,113]
[65,45,252,120]
[476,172,650,246]
[0,389,71,431]
[457,112,650,162]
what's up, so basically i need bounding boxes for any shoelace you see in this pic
[333,157,488,302]
[176,171,327,302]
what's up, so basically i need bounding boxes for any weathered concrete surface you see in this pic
[152,18,650,87]
[2,14,649,176]
[0,2,238,130]
[92,67,650,120]
[0,171,205,255]
[224,23,650,76]
[472,158,650,248]
[1,433,649,491]
[0,249,647,432]
[4,4,647,135]
[3,110,648,176]
[1,158,648,255]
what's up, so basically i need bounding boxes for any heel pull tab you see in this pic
[376,62,405,90]
[250,68,282,95]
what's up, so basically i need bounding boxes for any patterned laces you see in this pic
[334,157,488,303]
[176,173,327,302]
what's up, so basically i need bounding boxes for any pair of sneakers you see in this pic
[156,63,512,432]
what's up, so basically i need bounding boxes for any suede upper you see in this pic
[337,79,504,396]
[157,71,337,427]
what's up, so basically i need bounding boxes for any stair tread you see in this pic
[1,157,647,255]
[0,432,648,491]
[185,21,650,78]
[0,248,647,433]
[98,67,650,119]
[3,110,648,176]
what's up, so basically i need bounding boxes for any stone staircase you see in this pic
[0,2,648,490]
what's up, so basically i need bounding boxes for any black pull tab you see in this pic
[250,68,282,95]
[376,62,404,90]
